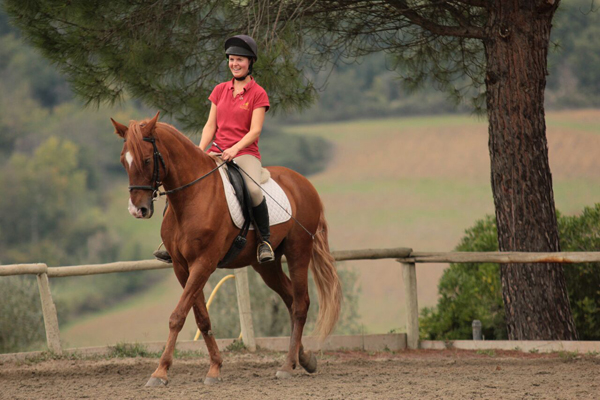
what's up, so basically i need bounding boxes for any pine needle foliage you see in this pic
[3,0,490,129]
[4,0,317,130]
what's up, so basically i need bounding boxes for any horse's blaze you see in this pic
[125,151,134,167]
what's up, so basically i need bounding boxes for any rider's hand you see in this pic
[222,146,239,162]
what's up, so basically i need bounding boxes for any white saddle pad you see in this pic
[216,160,292,229]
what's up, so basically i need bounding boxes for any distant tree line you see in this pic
[277,0,600,124]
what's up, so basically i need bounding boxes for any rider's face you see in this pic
[229,55,250,79]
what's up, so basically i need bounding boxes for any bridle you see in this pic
[127,137,225,199]
[128,137,165,198]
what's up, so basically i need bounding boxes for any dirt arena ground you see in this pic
[1,349,599,399]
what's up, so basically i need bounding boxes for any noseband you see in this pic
[128,137,226,199]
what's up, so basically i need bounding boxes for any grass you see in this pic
[557,351,579,361]
[60,269,172,332]
[224,340,247,352]
[107,343,205,359]
[282,114,485,138]
[553,180,600,214]
[13,344,206,365]
[546,110,600,134]
[19,351,86,365]
[60,275,185,348]
[109,343,160,358]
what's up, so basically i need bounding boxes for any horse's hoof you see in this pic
[276,370,293,380]
[204,376,222,385]
[300,351,317,373]
[145,376,168,387]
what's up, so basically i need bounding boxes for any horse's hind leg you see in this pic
[253,261,316,374]
[253,254,313,378]
[146,263,212,387]
[191,291,223,384]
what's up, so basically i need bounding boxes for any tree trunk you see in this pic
[484,0,577,340]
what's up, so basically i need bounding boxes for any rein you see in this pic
[128,137,225,199]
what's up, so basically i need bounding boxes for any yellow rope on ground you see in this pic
[193,274,235,341]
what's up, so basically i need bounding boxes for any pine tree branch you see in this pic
[386,0,485,39]
[442,2,471,28]
[454,0,490,8]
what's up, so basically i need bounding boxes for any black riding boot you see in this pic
[153,245,172,263]
[253,197,275,263]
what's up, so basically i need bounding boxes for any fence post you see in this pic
[36,271,62,354]
[472,320,483,340]
[401,262,419,349]
[234,267,256,351]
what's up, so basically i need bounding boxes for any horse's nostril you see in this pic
[140,207,148,217]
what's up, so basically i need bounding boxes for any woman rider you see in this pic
[154,35,274,264]
[198,35,275,264]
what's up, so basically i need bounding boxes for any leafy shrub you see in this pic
[560,205,600,339]
[420,205,600,340]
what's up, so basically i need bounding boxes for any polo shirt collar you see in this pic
[228,76,256,93]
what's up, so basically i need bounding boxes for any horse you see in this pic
[110,112,342,386]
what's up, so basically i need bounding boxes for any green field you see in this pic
[61,109,600,346]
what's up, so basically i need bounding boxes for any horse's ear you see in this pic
[142,111,160,136]
[111,118,128,138]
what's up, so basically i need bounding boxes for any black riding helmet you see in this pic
[224,35,258,60]
[225,35,258,80]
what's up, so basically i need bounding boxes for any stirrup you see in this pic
[257,241,275,264]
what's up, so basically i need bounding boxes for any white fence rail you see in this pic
[2,248,600,354]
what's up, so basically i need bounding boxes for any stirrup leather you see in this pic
[257,241,275,263]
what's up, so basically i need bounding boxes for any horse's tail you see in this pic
[310,208,342,340]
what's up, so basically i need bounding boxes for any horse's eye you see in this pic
[145,159,151,165]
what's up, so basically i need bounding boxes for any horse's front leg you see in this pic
[191,290,223,384]
[146,264,212,387]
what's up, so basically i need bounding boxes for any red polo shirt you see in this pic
[207,77,270,160]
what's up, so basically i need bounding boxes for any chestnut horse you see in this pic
[111,112,342,386]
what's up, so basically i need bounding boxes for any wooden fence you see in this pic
[3,248,600,355]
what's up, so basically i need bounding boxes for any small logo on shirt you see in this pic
[240,101,250,111]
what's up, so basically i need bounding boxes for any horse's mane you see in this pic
[126,119,198,173]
